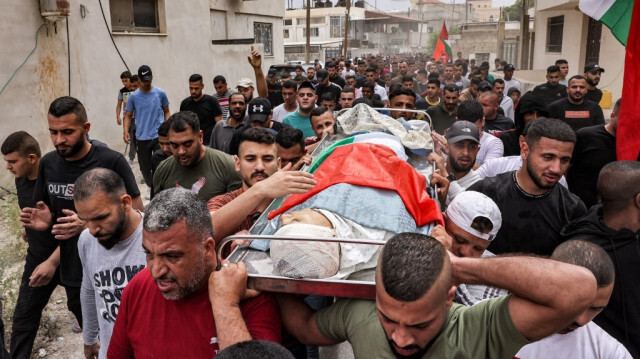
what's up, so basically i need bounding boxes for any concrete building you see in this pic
[468,0,501,23]
[451,20,531,67]
[0,0,284,187]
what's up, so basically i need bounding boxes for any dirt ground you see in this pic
[0,155,149,359]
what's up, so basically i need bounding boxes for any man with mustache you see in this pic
[208,127,315,243]
[210,93,250,154]
[153,111,241,201]
[469,117,587,256]
[547,75,604,132]
[74,168,146,359]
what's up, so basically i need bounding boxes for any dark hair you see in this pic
[493,78,505,85]
[443,84,460,94]
[547,65,560,74]
[283,80,298,90]
[157,120,171,137]
[74,168,126,202]
[239,127,276,148]
[310,105,333,121]
[597,161,640,211]
[401,75,414,83]
[389,87,416,102]
[525,117,576,149]
[417,69,428,76]
[380,233,447,301]
[293,75,304,82]
[365,67,376,74]
[470,216,494,234]
[427,78,441,87]
[371,94,384,108]
[555,59,568,65]
[129,75,139,82]
[213,75,227,84]
[427,72,440,80]
[168,111,201,133]
[341,87,355,95]
[361,82,375,91]
[470,77,483,86]
[568,75,586,84]
[229,92,247,103]
[48,96,88,124]
[552,240,615,288]
[276,126,304,150]
[352,97,373,106]
[612,98,621,116]
[295,65,304,71]
[120,71,131,79]
[326,62,336,69]
[1,131,41,158]
[189,74,203,83]
[216,340,295,359]
[320,92,336,102]
[457,101,483,123]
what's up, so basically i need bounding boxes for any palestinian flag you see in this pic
[581,0,640,160]
[579,0,633,46]
[433,22,452,62]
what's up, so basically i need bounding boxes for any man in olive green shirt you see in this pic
[274,232,597,358]
[153,111,241,201]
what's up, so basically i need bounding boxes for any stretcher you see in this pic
[220,107,439,299]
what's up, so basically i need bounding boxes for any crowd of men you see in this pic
[0,45,638,359]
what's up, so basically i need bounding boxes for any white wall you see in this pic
[0,0,284,187]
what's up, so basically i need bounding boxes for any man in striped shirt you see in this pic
[212,75,236,121]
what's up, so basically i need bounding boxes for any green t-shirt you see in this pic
[315,294,530,358]
[283,110,314,139]
[152,147,241,201]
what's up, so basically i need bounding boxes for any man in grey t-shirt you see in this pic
[74,168,146,359]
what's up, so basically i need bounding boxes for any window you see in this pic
[285,45,320,54]
[546,16,564,53]
[330,16,345,38]
[284,29,290,38]
[254,22,273,56]
[110,0,162,33]
[284,19,292,26]
[303,28,319,37]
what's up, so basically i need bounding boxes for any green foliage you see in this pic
[502,0,535,21]
[428,31,440,53]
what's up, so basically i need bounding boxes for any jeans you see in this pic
[136,138,159,186]
[10,254,82,359]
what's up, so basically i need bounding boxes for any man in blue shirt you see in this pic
[283,81,316,139]
[124,65,170,189]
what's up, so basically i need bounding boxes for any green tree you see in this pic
[427,31,440,53]
[502,0,535,21]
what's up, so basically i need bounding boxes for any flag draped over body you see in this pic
[580,0,640,160]
[433,22,452,62]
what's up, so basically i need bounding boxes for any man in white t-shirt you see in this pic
[502,64,521,95]
[272,80,298,123]
[515,240,632,359]
[457,100,504,166]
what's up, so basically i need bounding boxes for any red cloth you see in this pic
[433,22,452,62]
[107,269,281,358]
[268,143,444,227]
[618,1,640,160]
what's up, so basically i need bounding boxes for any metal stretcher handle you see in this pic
[217,234,387,264]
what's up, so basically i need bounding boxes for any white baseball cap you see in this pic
[446,191,502,241]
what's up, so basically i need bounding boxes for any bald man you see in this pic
[560,161,640,357]
[478,92,514,134]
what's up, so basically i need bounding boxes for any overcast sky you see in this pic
[288,0,517,12]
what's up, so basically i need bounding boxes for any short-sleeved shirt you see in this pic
[207,188,258,234]
[125,87,169,140]
[180,95,223,146]
[283,110,315,138]
[34,145,141,286]
[585,88,603,104]
[272,103,297,123]
[426,103,456,134]
[547,98,605,132]
[315,295,530,358]
[483,113,515,134]
[152,147,241,202]
[16,177,58,262]
[209,119,247,154]
[212,89,237,121]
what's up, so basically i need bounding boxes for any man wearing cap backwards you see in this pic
[547,75,605,132]
[124,65,170,187]
[153,111,241,202]
[180,74,223,146]
[583,62,605,104]
[469,118,587,257]
[274,230,597,359]
[502,64,521,95]
[283,81,317,139]
[210,93,249,154]
[314,69,342,106]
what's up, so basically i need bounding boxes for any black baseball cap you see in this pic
[504,64,515,71]
[316,69,328,81]
[298,80,316,92]
[478,81,493,91]
[584,62,605,73]
[248,98,272,123]
[138,65,152,82]
[446,121,480,144]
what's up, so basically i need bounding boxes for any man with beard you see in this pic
[212,75,236,121]
[427,84,460,134]
[283,81,317,138]
[208,127,315,242]
[306,67,317,84]
[19,97,143,346]
[391,61,420,93]
[74,168,146,359]
[153,111,241,201]
[514,240,632,359]
[180,74,223,146]
[583,63,605,104]
[441,64,461,89]
[277,232,597,358]
[469,118,587,256]
[326,62,346,89]
[547,75,604,132]
[210,93,249,154]
[532,65,567,106]
[502,64,520,94]
[493,79,514,120]
[314,69,342,107]
[107,188,281,358]
[479,92,515,134]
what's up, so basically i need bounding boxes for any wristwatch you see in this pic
[446,173,456,182]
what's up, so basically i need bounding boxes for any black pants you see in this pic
[0,296,10,359]
[128,119,137,161]
[136,138,159,186]
[10,254,82,359]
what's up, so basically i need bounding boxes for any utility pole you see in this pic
[305,0,311,63]
[418,1,424,50]
[520,0,530,69]
[343,0,350,57]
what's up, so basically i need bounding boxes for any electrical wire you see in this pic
[0,23,45,98]
[67,17,71,96]
[97,0,129,72]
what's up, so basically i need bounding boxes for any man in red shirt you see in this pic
[207,127,315,244]
[107,188,281,358]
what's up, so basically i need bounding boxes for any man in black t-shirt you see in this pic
[19,97,143,333]
[180,74,223,146]
[532,65,566,105]
[478,92,514,134]
[469,118,586,256]
[326,62,346,89]
[314,69,342,106]
[547,75,604,132]
[583,63,604,104]
[266,69,284,108]
[2,132,65,358]
[567,98,620,208]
